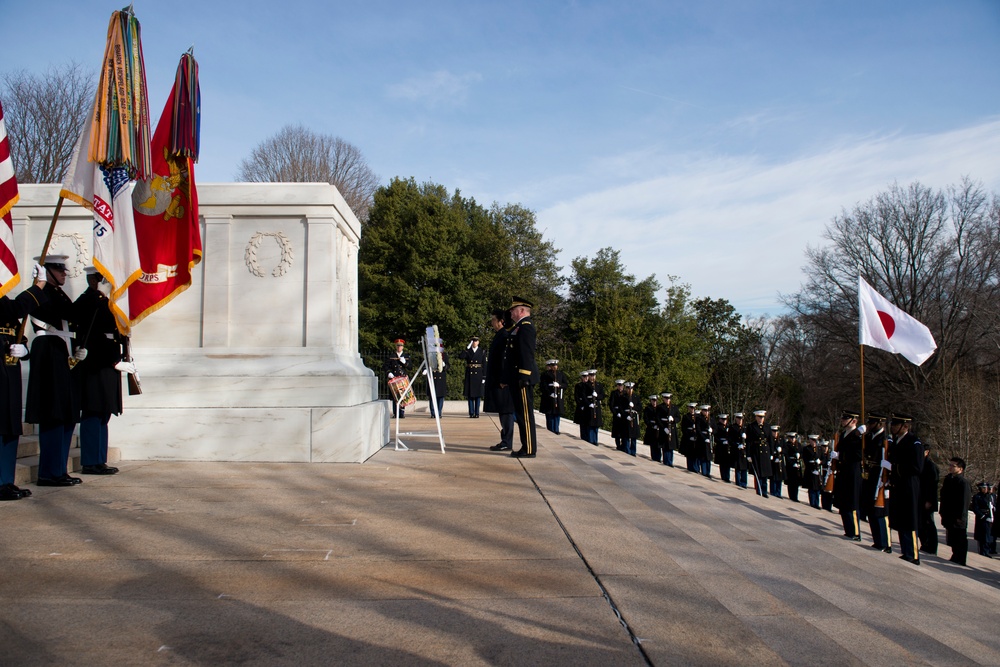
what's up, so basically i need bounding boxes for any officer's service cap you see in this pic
[624,381,635,388]
[753,409,767,416]
[891,413,913,424]
[588,369,597,375]
[649,395,658,400]
[545,359,558,365]
[615,379,625,385]
[867,411,887,422]
[786,432,797,438]
[734,412,744,418]
[718,414,729,420]
[36,254,70,270]
[511,296,533,309]
[841,410,860,420]
[698,404,710,411]
[470,336,480,342]
[393,338,405,345]
[687,402,697,408]
[770,425,780,431]
[808,434,820,440]
[580,370,589,377]
[978,481,989,489]
[660,392,672,398]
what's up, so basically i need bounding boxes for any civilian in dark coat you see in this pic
[971,482,995,558]
[0,276,46,501]
[485,310,514,451]
[25,257,84,487]
[833,411,864,540]
[889,414,925,564]
[918,445,940,555]
[939,457,972,566]
[73,269,125,475]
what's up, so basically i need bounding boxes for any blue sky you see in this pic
[4,0,999,314]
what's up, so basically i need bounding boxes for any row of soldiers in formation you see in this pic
[1,256,131,501]
[534,362,988,567]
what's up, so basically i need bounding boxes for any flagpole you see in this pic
[859,344,866,422]
[5,196,64,366]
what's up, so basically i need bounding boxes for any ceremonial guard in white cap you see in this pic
[656,393,679,467]
[888,413,925,564]
[609,379,626,451]
[746,409,773,497]
[730,413,748,487]
[768,424,785,498]
[714,414,732,483]
[680,402,698,472]
[502,297,538,458]
[574,370,603,445]
[859,413,891,552]
[802,434,824,508]
[694,404,714,477]
[620,382,640,456]
[457,336,486,418]
[539,359,568,434]
[832,410,863,541]
[0,262,46,501]
[73,268,130,475]
[573,370,592,442]
[25,256,85,486]
[783,432,803,502]
[643,395,660,461]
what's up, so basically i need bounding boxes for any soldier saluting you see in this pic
[457,336,486,418]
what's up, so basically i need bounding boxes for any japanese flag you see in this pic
[858,276,937,366]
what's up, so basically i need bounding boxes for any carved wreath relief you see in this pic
[245,232,294,278]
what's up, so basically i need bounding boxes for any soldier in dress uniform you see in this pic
[427,344,448,418]
[918,443,940,555]
[502,297,538,458]
[643,395,660,461]
[714,414,732,482]
[731,413,748,488]
[680,402,698,472]
[694,404,713,478]
[538,359,568,434]
[458,336,486,418]
[832,410,863,541]
[25,255,86,487]
[746,409,773,497]
[0,262,46,501]
[802,434,824,509]
[859,412,891,552]
[383,338,410,418]
[609,379,626,451]
[573,370,591,442]
[888,413,925,564]
[656,393,679,467]
[769,424,785,498]
[782,433,803,502]
[486,309,515,451]
[619,382,640,456]
[820,440,835,511]
[582,370,604,445]
[74,268,132,476]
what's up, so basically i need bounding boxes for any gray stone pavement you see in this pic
[2,401,999,666]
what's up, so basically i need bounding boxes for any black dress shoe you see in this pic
[511,450,536,458]
[882,547,893,553]
[62,475,82,485]
[489,443,511,451]
[852,536,862,542]
[0,484,24,500]
[81,465,118,475]
[899,555,920,565]
[36,477,76,487]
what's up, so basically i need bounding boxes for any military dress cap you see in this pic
[786,432,797,438]
[808,434,820,440]
[753,409,767,416]
[614,379,625,385]
[687,402,697,408]
[841,410,860,420]
[733,412,744,418]
[588,369,598,375]
[470,336,480,341]
[36,254,70,269]
[84,265,100,275]
[649,395,659,400]
[718,414,729,420]
[580,370,589,377]
[978,481,989,489]
[624,381,635,388]
[393,338,405,344]
[661,392,672,398]
[698,404,711,411]
[867,411,887,421]
[545,359,558,365]
[770,425,780,431]
[891,413,913,424]
[510,296,534,309]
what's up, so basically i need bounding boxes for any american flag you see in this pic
[0,99,20,298]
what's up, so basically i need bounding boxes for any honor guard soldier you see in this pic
[832,410,863,541]
[694,404,714,477]
[620,382,640,456]
[576,370,603,445]
[383,338,410,418]
[502,297,538,458]
[746,409,773,497]
[25,255,86,487]
[656,393,679,467]
[783,433,803,502]
[918,443,940,555]
[0,262,46,501]
[802,435,824,508]
[714,414,732,482]
[860,412,891,552]
[74,268,130,475]
[820,440,835,511]
[643,395,660,461]
[731,413,749,488]
[539,359,568,434]
[680,402,698,472]
[769,424,785,498]
[609,379,626,450]
[485,309,515,451]
[573,370,592,442]
[888,413,925,564]
[458,336,486,418]
[427,344,448,418]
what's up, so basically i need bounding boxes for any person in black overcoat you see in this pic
[382,338,410,418]
[889,413,925,564]
[25,256,85,486]
[939,456,972,566]
[693,405,713,477]
[713,414,732,482]
[502,297,538,458]
[427,347,448,418]
[608,380,625,450]
[573,371,591,441]
[971,482,995,558]
[731,413,748,488]
[918,444,940,555]
[833,410,863,540]
[457,336,486,418]
[746,410,773,497]
[538,359,568,434]
[859,413,891,551]
[783,433,804,502]
[802,435,824,508]
[656,393,679,467]
[73,269,128,475]
[643,395,660,461]
[769,425,786,498]
[485,309,515,451]
[0,266,46,501]
[680,403,698,471]
[619,382,640,456]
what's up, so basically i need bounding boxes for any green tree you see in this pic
[692,297,762,415]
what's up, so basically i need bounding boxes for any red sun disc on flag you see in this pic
[878,311,895,338]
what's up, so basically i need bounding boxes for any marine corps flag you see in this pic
[128,51,202,327]
[0,99,20,297]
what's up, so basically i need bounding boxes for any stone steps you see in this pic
[13,427,121,486]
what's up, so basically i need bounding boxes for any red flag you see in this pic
[128,53,201,326]
[0,99,20,298]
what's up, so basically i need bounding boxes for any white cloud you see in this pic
[538,118,1000,315]
[386,70,483,108]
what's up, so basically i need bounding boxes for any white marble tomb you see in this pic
[13,183,390,462]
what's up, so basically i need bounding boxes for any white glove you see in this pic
[708,427,713,434]
[627,416,632,422]
[467,341,473,349]
[114,361,136,374]
[8,343,27,358]
[831,450,839,460]
[588,403,595,408]
[592,391,598,398]
[668,416,674,422]
[738,444,745,450]
[812,470,820,475]
[857,424,867,435]
[552,382,560,388]
[741,433,747,440]
[880,459,892,471]
[32,263,45,280]
[776,446,782,453]
[388,373,394,379]
[703,438,710,443]
[73,347,88,361]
